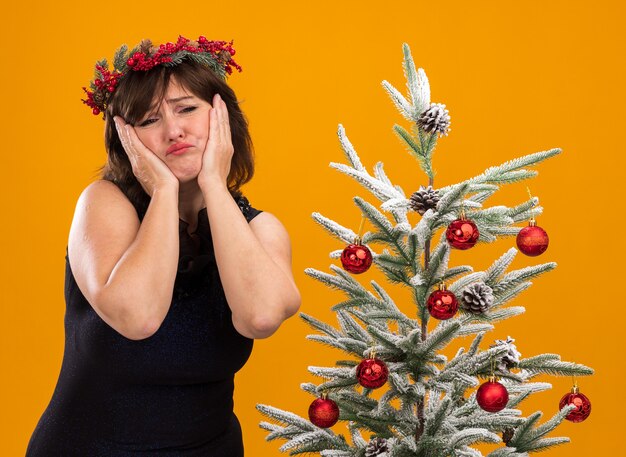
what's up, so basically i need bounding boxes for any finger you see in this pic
[216,96,229,145]
[113,116,127,146]
[123,126,138,157]
[213,94,225,144]
[113,115,126,128]
[121,126,140,170]
[208,104,219,149]
[115,120,134,159]
[215,96,232,157]
[126,125,146,154]
[219,97,232,143]
[114,116,131,145]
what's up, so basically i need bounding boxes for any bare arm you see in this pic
[69,116,181,341]
[201,182,301,339]
[197,94,300,338]
[68,180,180,340]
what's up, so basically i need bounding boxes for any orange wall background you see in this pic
[1,0,623,455]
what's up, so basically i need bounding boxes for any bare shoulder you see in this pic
[69,180,140,248]
[249,211,291,245]
[249,211,293,273]
[75,179,136,211]
[68,180,141,305]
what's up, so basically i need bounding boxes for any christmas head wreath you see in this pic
[82,35,242,118]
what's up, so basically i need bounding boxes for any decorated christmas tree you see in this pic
[256,44,593,457]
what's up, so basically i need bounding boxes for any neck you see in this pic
[178,179,206,224]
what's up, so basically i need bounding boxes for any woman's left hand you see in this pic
[198,93,233,191]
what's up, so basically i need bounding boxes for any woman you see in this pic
[27,36,301,456]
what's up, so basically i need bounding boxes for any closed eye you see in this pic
[137,116,158,127]
[180,106,197,113]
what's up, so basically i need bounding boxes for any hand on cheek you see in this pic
[198,94,233,190]
[113,116,178,196]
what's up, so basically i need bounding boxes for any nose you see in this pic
[164,114,184,141]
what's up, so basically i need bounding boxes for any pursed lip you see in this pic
[166,142,194,155]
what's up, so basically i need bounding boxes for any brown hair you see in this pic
[99,60,254,218]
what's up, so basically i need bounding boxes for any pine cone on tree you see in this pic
[461,282,494,314]
[491,336,522,371]
[417,103,451,136]
[455,396,467,407]
[409,185,440,215]
[502,427,515,445]
[365,437,389,456]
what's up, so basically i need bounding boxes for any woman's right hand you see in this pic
[114,116,179,196]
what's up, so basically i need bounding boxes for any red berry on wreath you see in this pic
[341,241,372,274]
[559,385,591,423]
[308,393,339,428]
[356,357,389,389]
[427,283,459,320]
[516,220,549,257]
[476,377,509,412]
[446,216,479,250]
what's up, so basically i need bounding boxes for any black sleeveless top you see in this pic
[26,194,262,456]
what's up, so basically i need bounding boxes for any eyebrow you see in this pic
[165,96,195,104]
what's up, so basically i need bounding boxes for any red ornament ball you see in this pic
[427,289,459,320]
[516,224,549,257]
[446,219,479,250]
[356,358,389,389]
[341,243,373,274]
[308,396,339,428]
[476,379,509,413]
[559,390,591,423]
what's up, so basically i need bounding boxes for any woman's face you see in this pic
[134,78,212,183]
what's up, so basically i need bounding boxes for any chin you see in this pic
[173,162,202,184]
[176,173,201,185]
